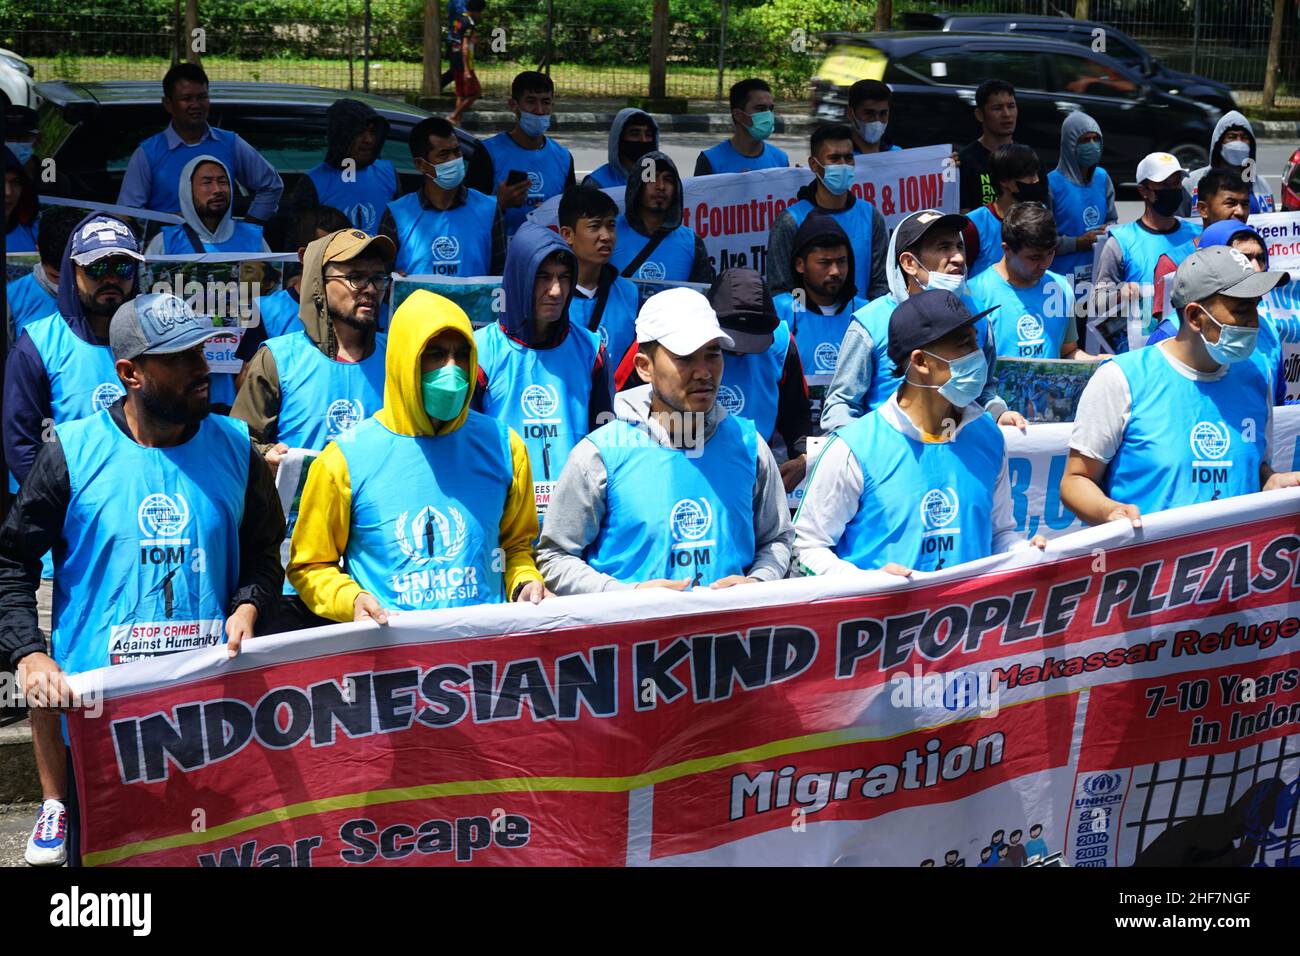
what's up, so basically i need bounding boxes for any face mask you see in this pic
[7,142,32,165]
[910,348,988,408]
[1011,179,1047,203]
[746,110,775,140]
[857,120,886,144]
[1148,187,1183,217]
[518,110,551,138]
[918,263,967,297]
[428,156,465,190]
[818,162,855,196]
[620,138,655,166]
[422,364,469,421]
[1220,140,1251,167]
[1075,141,1102,168]
[1199,308,1258,365]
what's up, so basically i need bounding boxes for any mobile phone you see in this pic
[506,169,528,186]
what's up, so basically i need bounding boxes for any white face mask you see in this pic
[908,255,967,296]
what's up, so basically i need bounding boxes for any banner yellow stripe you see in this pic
[85,694,1049,866]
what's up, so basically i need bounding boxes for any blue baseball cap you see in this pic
[110,293,218,361]
[887,289,996,371]
[70,215,145,266]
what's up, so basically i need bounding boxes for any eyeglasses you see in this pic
[83,259,137,280]
[325,272,392,292]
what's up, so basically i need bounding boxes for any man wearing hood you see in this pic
[145,155,271,255]
[4,145,38,252]
[765,123,888,300]
[537,287,793,593]
[709,269,812,492]
[581,109,659,190]
[286,98,399,236]
[473,221,613,522]
[118,62,282,221]
[7,206,80,344]
[772,213,867,426]
[609,152,714,284]
[380,116,503,277]
[288,289,548,619]
[255,205,352,340]
[820,209,1016,432]
[1047,112,1117,290]
[1180,111,1275,218]
[0,292,284,866]
[694,79,790,177]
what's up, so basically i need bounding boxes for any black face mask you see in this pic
[1148,188,1183,217]
[620,138,656,166]
[1011,179,1047,203]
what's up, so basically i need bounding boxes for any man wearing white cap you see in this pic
[1063,245,1297,526]
[537,287,793,593]
[1092,152,1202,338]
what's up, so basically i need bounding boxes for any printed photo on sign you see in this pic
[994,357,1099,424]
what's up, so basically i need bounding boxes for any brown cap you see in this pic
[315,227,395,266]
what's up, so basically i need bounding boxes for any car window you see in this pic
[894,48,1043,91]
[72,108,167,173]
[217,111,328,175]
[1046,53,1139,99]
[381,131,419,174]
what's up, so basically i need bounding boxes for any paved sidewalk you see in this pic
[0,803,38,867]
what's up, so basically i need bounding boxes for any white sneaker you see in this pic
[24,799,67,866]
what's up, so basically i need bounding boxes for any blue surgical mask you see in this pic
[747,109,775,140]
[7,141,32,165]
[1076,141,1102,168]
[1220,140,1251,167]
[921,267,967,297]
[422,364,470,421]
[1200,308,1258,365]
[857,120,886,144]
[818,162,855,196]
[518,110,551,138]
[909,347,988,408]
[428,156,465,190]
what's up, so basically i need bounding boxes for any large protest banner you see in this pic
[68,488,1300,867]
[529,145,957,277]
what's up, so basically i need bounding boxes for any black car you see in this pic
[903,12,1237,114]
[30,80,492,235]
[810,31,1220,187]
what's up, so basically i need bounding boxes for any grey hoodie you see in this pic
[1180,110,1274,216]
[580,108,660,189]
[536,383,794,593]
[1051,112,1118,256]
[144,154,270,254]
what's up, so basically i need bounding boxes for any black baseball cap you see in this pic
[893,209,969,260]
[707,268,779,354]
[887,290,996,372]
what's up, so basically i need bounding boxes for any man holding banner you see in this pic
[1063,246,1296,526]
[537,287,792,593]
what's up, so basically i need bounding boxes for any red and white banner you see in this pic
[68,489,1300,867]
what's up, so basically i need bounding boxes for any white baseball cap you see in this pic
[636,287,735,356]
[1135,152,1186,186]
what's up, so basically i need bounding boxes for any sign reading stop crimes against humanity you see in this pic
[68,487,1300,867]
[531,145,957,277]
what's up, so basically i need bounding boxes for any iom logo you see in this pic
[395,505,467,565]
[598,325,610,351]
[716,384,745,415]
[520,383,559,419]
[1082,204,1101,229]
[138,492,191,543]
[1082,772,1122,797]
[813,341,839,373]
[526,171,544,196]
[93,382,126,412]
[326,398,363,436]
[637,260,666,281]
[1190,420,1230,461]
[431,235,461,262]
[1016,313,1045,343]
[920,487,959,532]
[670,497,713,543]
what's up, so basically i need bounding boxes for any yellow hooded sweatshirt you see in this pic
[287,290,543,621]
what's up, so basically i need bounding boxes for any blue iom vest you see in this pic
[138,126,242,213]
[718,322,791,441]
[6,220,37,252]
[784,198,876,299]
[7,272,56,341]
[584,163,625,189]
[387,188,496,276]
[255,287,301,339]
[264,331,388,449]
[967,267,1074,359]
[609,217,697,281]
[482,132,572,236]
[568,277,639,369]
[967,205,1003,277]
[1109,219,1201,287]
[585,415,758,585]
[306,159,398,234]
[157,220,265,254]
[1105,346,1268,513]
[833,410,1004,572]
[1048,167,1110,282]
[25,313,124,423]
[699,140,789,175]
[338,412,513,609]
[774,292,866,421]
[53,411,248,674]
[474,321,601,518]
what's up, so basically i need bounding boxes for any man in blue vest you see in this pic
[794,290,1043,577]
[0,292,284,867]
[1062,246,1295,526]
[581,109,659,190]
[254,205,352,340]
[559,185,640,386]
[609,151,714,283]
[6,205,80,343]
[694,78,791,177]
[820,209,1017,431]
[284,98,399,236]
[1047,111,1117,294]
[117,62,282,220]
[709,268,812,492]
[772,213,868,428]
[379,115,503,277]
[145,155,270,255]
[537,286,793,592]
[845,79,903,155]
[766,123,888,299]
[474,221,613,522]
[482,70,576,237]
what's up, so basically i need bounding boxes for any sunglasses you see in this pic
[83,259,138,280]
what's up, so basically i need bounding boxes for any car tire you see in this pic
[1169,143,1209,172]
